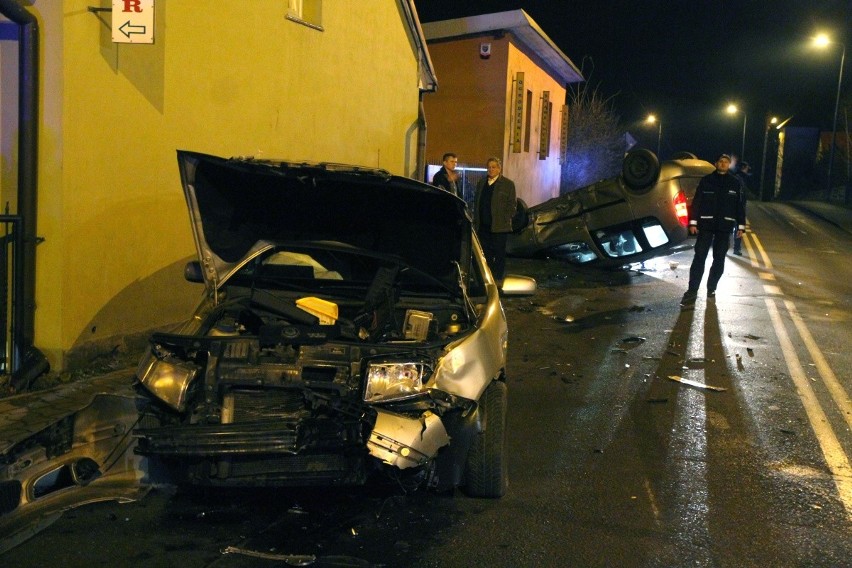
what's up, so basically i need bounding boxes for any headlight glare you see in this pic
[364,362,430,402]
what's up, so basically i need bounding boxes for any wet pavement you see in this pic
[0,200,850,566]
[786,200,852,235]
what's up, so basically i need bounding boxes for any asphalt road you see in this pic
[1,201,850,567]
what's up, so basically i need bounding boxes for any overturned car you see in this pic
[133,151,535,497]
[508,150,714,266]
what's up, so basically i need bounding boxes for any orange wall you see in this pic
[423,37,510,167]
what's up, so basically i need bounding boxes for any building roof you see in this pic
[421,9,583,85]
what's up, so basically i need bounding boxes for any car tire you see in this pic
[622,148,660,191]
[511,198,529,233]
[671,151,698,160]
[464,380,508,498]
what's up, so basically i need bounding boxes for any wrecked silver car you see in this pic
[507,150,714,266]
[133,151,535,498]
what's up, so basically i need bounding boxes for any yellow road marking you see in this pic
[765,298,852,521]
[748,232,772,269]
[784,299,852,433]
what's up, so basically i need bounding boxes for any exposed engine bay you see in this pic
[135,250,485,489]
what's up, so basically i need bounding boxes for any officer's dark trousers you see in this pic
[688,229,731,292]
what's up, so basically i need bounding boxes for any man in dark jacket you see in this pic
[681,154,745,305]
[432,152,460,197]
[474,157,516,282]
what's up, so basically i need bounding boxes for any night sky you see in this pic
[414,0,850,164]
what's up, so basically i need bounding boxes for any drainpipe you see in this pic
[417,98,427,181]
[1,0,48,389]
[399,0,436,182]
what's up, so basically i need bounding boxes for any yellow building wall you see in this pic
[28,1,425,369]
[504,42,566,206]
[423,36,565,206]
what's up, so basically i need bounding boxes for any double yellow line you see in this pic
[743,230,852,520]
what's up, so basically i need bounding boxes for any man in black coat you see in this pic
[681,154,746,305]
[432,152,460,197]
[474,157,517,282]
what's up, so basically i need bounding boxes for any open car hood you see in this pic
[177,151,472,291]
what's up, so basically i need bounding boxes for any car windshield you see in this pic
[228,241,463,299]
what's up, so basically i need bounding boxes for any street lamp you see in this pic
[760,116,779,200]
[645,114,662,156]
[812,33,846,193]
[759,115,792,201]
[726,104,747,162]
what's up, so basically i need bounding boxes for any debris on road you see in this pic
[621,336,647,349]
[222,546,316,565]
[685,358,709,369]
[667,375,727,392]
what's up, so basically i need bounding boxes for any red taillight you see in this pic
[674,191,688,227]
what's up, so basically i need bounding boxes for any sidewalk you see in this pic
[785,200,852,235]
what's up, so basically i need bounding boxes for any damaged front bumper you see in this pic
[134,392,479,488]
[367,410,449,469]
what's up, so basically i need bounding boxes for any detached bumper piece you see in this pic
[368,410,449,469]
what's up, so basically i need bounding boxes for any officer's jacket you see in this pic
[688,171,746,232]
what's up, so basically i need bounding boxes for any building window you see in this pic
[511,72,525,153]
[286,0,323,31]
[539,91,552,160]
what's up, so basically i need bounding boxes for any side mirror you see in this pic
[184,261,204,283]
[500,274,536,296]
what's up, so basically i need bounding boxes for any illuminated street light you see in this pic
[812,33,846,192]
[759,115,792,201]
[645,114,662,156]
[726,104,748,162]
[760,116,779,200]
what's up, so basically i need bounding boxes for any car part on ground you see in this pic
[0,371,148,554]
[507,150,714,267]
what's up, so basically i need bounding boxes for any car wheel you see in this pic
[622,148,660,191]
[464,380,508,498]
[671,151,698,160]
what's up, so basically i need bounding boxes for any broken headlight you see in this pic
[136,348,199,412]
[364,361,432,403]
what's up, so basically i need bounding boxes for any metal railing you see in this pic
[0,214,20,375]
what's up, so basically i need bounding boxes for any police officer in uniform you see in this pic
[681,154,745,305]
